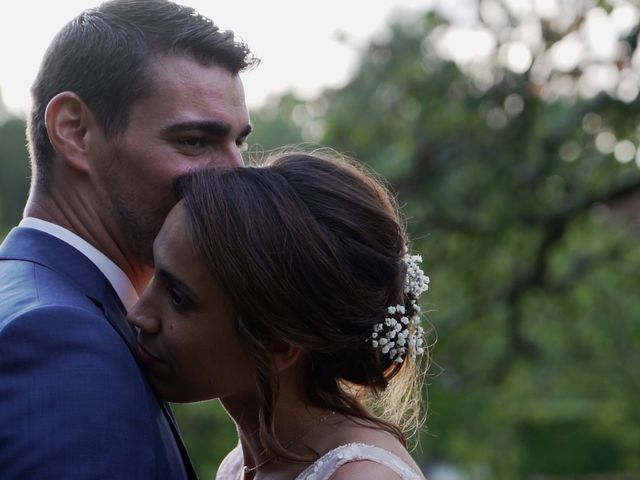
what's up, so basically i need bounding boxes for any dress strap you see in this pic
[215,444,243,480]
[297,442,423,480]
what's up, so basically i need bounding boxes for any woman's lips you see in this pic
[136,342,163,363]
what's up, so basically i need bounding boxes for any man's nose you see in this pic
[216,143,245,168]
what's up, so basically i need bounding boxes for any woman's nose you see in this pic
[127,300,161,335]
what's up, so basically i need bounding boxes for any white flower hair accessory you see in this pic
[370,252,430,364]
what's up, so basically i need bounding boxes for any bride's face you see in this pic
[128,202,255,402]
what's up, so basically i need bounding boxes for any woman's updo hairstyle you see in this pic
[177,149,429,457]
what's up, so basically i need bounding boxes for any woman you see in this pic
[129,151,431,479]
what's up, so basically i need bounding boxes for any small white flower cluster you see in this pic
[370,252,430,364]
[404,254,430,298]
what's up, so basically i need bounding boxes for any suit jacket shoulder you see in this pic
[0,227,193,479]
[0,254,101,328]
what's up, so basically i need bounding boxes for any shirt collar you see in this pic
[19,217,139,312]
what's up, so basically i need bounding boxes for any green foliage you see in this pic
[1,1,639,477]
[247,94,309,155]
[519,420,624,474]
[173,400,237,479]
[0,118,29,233]
[244,2,640,478]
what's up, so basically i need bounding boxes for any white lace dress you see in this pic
[216,443,424,480]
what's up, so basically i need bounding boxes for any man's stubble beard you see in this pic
[104,176,176,270]
[112,201,155,267]
[98,144,174,270]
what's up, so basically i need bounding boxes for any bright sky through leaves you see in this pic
[0,0,433,117]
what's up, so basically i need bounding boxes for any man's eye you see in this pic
[179,137,205,148]
[236,140,248,152]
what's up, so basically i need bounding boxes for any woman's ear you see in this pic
[270,341,303,372]
[45,91,95,174]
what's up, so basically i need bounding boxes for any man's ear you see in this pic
[45,91,96,174]
[270,341,303,373]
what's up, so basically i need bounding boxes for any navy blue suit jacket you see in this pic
[0,227,198,479]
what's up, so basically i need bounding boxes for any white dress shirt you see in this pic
[19,217,139,312]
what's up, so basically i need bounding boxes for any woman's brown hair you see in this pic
[177,150,429,459]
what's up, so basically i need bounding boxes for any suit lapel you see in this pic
[101,288,138,352]
[159,400,199,479]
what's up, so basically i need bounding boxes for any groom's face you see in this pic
[90,55,252,267]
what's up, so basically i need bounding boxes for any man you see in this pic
[0,1,257,478]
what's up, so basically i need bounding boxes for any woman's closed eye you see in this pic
[166,284,193,311]
[154,268,199,313]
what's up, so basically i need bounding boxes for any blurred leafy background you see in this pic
[1,1,639,478]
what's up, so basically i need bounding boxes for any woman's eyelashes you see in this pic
[155,269,197,313]
[166,284,193,311]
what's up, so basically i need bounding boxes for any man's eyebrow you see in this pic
[162,120,231,136]
[239,124,253,139]
[162,120,253,139]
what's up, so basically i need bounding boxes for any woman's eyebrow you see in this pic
[156,267,198,300]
